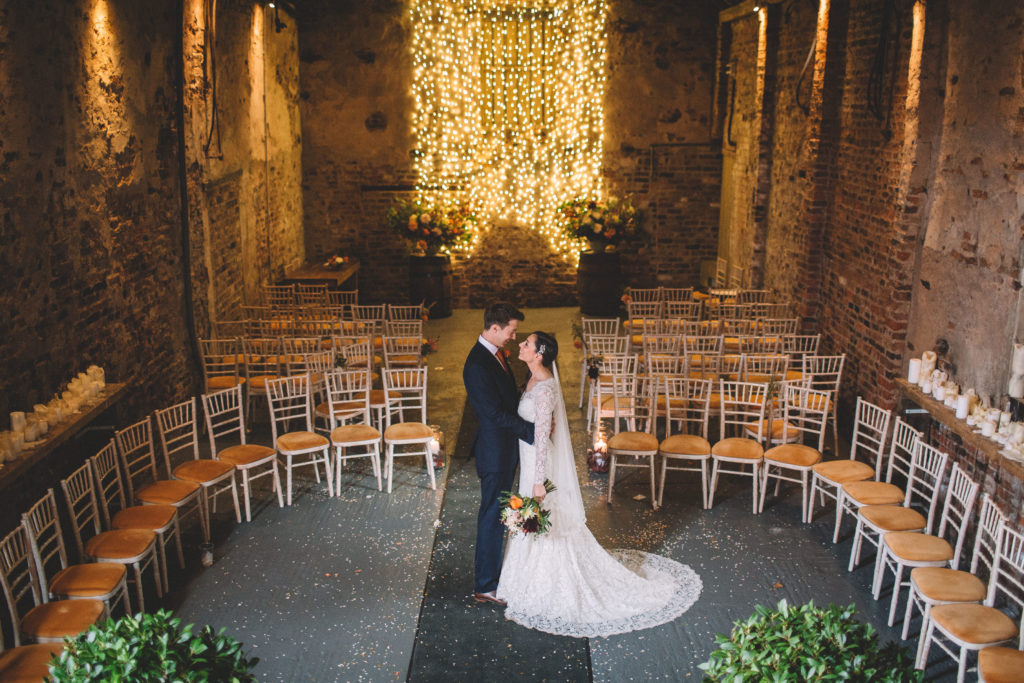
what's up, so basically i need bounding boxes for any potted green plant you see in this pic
[49,610,258,682]
[699,600,923,682]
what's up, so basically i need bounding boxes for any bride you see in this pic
[495,331,702,638]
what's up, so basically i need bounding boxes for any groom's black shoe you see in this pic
[473,591,507,606]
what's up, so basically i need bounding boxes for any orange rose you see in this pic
[509,496,523,510]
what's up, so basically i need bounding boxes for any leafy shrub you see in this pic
[699,600,923,682]
[49,609,258,682]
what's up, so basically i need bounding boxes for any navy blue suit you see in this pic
[463,340,534,594]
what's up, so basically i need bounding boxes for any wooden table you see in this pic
[0,383,129,486]
[282,260,360,290]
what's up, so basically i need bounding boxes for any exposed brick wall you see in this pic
[0,0,196,422]
[298,0,722,306]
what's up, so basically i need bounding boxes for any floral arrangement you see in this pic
[557,195,641,252]
[387,198,477,255]
[620,286,633,305]
[322,254,351,270]
[499,480,556,536]
[422,336,439,355]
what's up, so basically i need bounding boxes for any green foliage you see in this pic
[699,600,923,683]
[557,195,642,251]
[49,610,258,682]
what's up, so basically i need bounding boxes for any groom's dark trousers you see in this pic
[463,341,534,594]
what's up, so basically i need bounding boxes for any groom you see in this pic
[462,302,535,605]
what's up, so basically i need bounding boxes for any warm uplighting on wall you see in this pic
[410,0,607,264]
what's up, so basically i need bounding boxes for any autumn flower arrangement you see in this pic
[387,198,477,255]
[322,254,351,270]
[499,480,556,536]
[557,195,641,252]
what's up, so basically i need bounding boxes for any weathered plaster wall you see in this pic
[0,0,194,420]
[907,0,1024,398]
[298,0,721,306]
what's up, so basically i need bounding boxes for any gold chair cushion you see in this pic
[608,432,659,452]
[929,603,1018,645]
[764,444,821,467]
[711,437,764,460]
[368,389,400,407]
[883,531,954,563]
[173,459,234,483]
[206,375,245,390]
[858,505,926,532]
[331,424,381,444]
[384,422,434,441]
[910,567,987,603]
[277,431,329,453]
[137,480,200,506]
[85,529,156,560]
[50,563,127,598]
[785,370,805,382]
[113,504,177,531]
[745,419,796,440]
[247,375,278,390]
[812,460,874,484]
[841,481,905,506]
[659,434,711,456]
[21,600,104,640]
[978,646,1024,683]
[315,400,364,418]
[218,443,276,467]
[0,642,64,682]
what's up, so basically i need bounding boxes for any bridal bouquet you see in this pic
[499,480,556,537]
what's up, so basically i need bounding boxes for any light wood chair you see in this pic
[387,304,422,321]
[802,354,846,456]
[241,336,283,423]
[21,490,129,616]
[267,374,333,505]
[295,282,329,306]
[904,495,1005,652]
[89,441,181,595]
[780,333,821,362]
[607,375,659,510]
[847,438,947,572]
[381,367,434,494]
[709,380,768,513]
[807,396,891,524]
[873,464,980,627]
[758,385,830,520]
[661,286,694,303]
[262,283,295,309]
[917,523,1024,682]
[198,338,246,393]
[322,369,382,493]
[0,614,64,680]
[581,335,629,417]
[0,526,104,647]
[154,398,241,541]
[326,289,358,314]
[60,463,161,612]
[202,385,283,522]
[658,377,713,509]
[116,418,203,550]
[835,417,920,544]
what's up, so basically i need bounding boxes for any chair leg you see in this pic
[832,492,846,543]
[241,469,253,522]
[657,456,668,508]
[155,535,170,594]
[386,444,394,494]
[229,474,241,524]
[285,456,293,506]
[916,619,935,670]
[799,471,809,523]
[956,647,968,683]
[914,604,930,666]
[607,455,616,504]
[648,455,657,510]
[872,548,887,599]
[171,517,185,570]
[751,463,760,514]
[701,459,709,510]
[322,448,334,497]
[708,460,720,509]
[902,583,918,641]
[271,461,284,508]
[372,446,382,491]
[849,518,865,571]
[758,464,770,513]
[425,446,437,490]
[133,563,146,613]
[888,563,905,626]
[806,476,818,523]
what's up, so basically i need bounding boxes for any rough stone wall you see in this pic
[298,0,721,307]
[0,0,195,421]
[182,0,305,329]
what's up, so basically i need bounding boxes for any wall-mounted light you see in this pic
[753,5,761,12]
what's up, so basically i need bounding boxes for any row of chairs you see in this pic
[217,312,424,342]
[624,299,791,323]
[261,284,357,310]
[0,365,439,675]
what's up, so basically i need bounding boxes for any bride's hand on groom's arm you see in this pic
[533,483,547,500]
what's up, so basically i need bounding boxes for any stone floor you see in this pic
[164,307,961,681]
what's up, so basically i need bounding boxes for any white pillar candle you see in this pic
[921,379,932,394]
[907,358,921,384]
[10,431,24,453]
[23,422,38,442]
[934,385,946,401]
[982,420,996,437]
[956,394,970,419]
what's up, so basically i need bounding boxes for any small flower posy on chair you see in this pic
[499,480,556,536]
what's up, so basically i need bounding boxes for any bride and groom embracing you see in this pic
[462,303,701,638]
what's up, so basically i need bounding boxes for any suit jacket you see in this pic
[463,341,534,474]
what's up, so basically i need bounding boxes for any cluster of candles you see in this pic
[907,353,1024,459]
[0,365,106,464]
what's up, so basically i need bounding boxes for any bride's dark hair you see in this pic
[531,331,558,367]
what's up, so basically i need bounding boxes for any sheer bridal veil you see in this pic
[544,362,586,533]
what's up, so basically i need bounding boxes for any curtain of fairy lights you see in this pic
[410,0,607,263]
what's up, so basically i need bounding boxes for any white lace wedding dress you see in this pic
[495,372,702,638]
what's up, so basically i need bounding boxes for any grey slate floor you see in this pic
[165,307,960,681]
